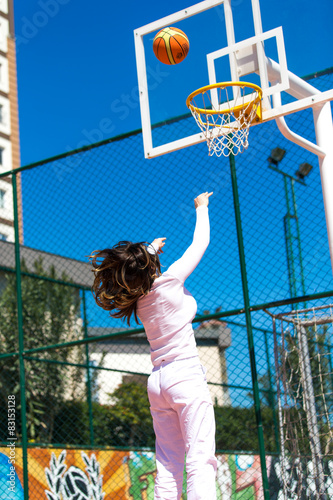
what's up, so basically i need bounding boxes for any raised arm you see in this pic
[166,192,212,283]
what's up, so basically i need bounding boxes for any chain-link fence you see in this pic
[0,68,332,499]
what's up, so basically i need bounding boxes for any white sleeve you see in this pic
[166,205,210,283]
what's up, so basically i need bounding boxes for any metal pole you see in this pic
[269,164,307,304]
[327,335,333,400]
[290,178,307,303]
[228,152,270,500]
[312,102,333,274]
[283,212,295,300]
[272,317,288,499]
[283,176,298,299]
[82,290,94,446]
[263,330,280,453]
[298,324,327,498]
[12,173,29,500]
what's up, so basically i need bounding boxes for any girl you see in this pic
[90,192,217,500]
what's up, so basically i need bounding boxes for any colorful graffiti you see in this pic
[0,450,24,499]
[0,447,332,499]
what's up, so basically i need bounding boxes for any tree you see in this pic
[0,257,85,443]
[214,405,277,452]
[51,381,156,448]
[105,381,155,448]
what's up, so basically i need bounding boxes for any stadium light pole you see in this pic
[268,149,311,307]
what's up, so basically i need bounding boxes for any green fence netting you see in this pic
[0,68,332,499]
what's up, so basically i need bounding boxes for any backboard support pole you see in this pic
[266,57,321,100]
[266,59,333,273]
[271,91,325,158]
[313,102,333,275]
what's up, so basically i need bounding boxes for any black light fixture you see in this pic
[295,162,313,180]
[268,147,286,165]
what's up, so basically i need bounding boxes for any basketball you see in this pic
[153,27,189,65]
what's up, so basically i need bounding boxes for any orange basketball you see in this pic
[153,27,189,65]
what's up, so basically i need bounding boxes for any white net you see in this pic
[186,82,262,157]
[266,305,333,499]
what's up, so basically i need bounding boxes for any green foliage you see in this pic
[52,382,155,448]
[214,405,277,453]
[53,401,91,445]
[0,258,84,442]
[48,380,278,453]
[103,381,154,448]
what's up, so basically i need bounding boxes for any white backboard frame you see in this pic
[134,0,233,159]
[207,27,289,114]
[134,0,333,159]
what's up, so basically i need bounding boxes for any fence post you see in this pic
[82,290,94,446]
[327,335,333,397]
[228,152,270,500]
[12,172,29,500]
[264,329,280,453]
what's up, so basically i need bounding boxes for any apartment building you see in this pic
[0,0,21,243]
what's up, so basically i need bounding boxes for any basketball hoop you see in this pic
[186,82,263,157]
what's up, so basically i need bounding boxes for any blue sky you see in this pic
[13,0,333,166]
[11,0,333,405]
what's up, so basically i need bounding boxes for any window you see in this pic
[0,232,7,241]
[0,188,5,208]
[0,147,4,165]
[0,104,3,123]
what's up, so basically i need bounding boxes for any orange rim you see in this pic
[186,81,263,116]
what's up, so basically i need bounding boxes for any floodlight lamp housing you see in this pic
[296,162,313,179]
[268,147,286,165]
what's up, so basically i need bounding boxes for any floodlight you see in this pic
[296,162,313,179]
[268,147,286,165]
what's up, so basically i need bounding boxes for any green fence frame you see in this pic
[0,67,333,499]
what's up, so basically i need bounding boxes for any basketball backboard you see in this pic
[134,0,333,159]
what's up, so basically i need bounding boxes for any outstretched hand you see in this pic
[151,237,166,254]
[194,192,213,208]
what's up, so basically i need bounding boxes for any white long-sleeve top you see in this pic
[137,205,210,367]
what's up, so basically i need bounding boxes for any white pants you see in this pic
[147,356,217,500]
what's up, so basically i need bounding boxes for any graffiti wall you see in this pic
[0,447,332,499]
